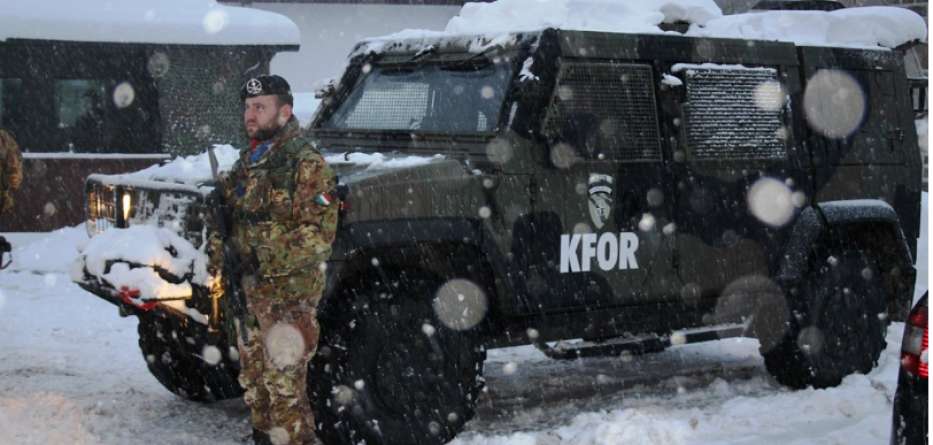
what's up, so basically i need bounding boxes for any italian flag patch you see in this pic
[314,192,333,206]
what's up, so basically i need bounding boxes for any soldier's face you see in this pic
[244,95,290,139]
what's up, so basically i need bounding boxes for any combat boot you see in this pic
[252,428,273,445]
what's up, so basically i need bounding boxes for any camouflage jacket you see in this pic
[215,117,338,278]
[0,129,23,214]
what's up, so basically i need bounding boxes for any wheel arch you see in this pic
[778,200,916,320]
[321,218,505,332]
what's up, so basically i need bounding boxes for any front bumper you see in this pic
[76,275,202,324]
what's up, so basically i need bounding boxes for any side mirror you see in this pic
[515,73,540,98]
[314,78,338,99]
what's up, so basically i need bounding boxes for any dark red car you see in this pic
[892,292,928,445]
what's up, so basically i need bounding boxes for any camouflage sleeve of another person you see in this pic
[0,130,22,191]
[291,148,338,247]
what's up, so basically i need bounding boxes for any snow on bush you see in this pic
[72,226,210,301]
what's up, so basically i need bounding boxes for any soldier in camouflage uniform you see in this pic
[0,129,23,217]
[211,75,338,445]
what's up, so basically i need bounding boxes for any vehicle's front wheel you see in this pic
[761,246,888,389]
[137,314,243,402]
[309,269,486,445]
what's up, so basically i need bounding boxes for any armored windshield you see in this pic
[323,60,512,133]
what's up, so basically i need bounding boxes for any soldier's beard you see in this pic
[247,123,281,142]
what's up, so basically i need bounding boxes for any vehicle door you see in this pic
[513,59,676,314]
[664,62,803,300]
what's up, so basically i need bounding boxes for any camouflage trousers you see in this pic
[238,272,325,445]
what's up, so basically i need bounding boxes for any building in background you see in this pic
[225,1,465,94]
[0,1,299,231]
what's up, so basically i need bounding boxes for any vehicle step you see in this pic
[534,323,749,360]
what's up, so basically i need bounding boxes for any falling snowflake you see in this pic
[753,80,785,112]
[433,279,488,331]
[803,69,866,139]
[670,331,687,346]
[201,345,222,365]
[638,213,656,232]
[485,137,513,164]
[263,322,306,369]
[526,328,540,341]
[202,9,229,34]
[147,52,171,78]
[113,82,135,109]
[647,188,664,207]
[747,177,795,227]
[550,143,579,169]
[480,85,495,99]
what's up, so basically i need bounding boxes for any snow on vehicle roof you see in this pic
[445,0,723,35]
[1,0,300,46]
[355,0,721,55]
[357,0,925,55]
[690,7,927,49]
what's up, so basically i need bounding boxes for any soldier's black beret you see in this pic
[240,74,293,102]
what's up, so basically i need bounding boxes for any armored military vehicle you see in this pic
[75,25,922,445]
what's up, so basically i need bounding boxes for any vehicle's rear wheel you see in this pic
[761,246,888,389]
[309,269,486,445]
[137,314,243,402]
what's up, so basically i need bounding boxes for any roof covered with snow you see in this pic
[690,6,927,49]
[0,0,300,46]
[359,0,925,54]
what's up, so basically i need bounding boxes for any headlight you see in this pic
[122,192,133,223]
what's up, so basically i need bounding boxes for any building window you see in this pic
[56,79,107,129]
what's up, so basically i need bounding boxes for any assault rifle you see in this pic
[207,147,250,343]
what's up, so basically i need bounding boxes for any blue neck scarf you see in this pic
[249,140,274,165]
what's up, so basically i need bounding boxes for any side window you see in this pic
[677,65,787,161]
[545,61,662,162]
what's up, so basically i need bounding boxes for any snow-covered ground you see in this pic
[0,192,926,444]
